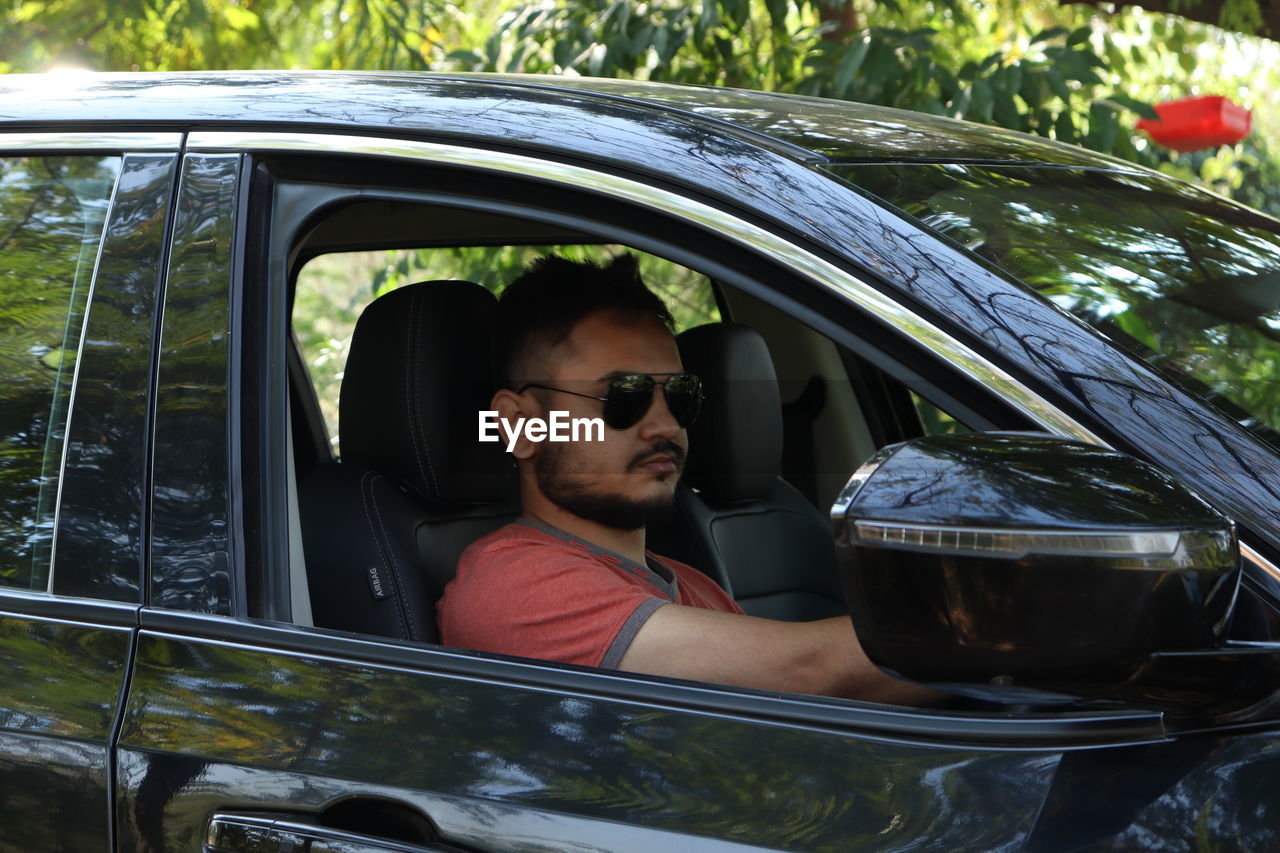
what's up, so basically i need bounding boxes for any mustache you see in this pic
[628,441,686,470]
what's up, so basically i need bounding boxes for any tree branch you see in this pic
[1066,0,1279,42]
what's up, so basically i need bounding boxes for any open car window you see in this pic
[295,246,721,457]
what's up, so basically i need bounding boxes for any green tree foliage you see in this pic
[447,0,1160,162]
[1073,0,1280,41]
[1094,8,1280,214]
[0,0,455,72]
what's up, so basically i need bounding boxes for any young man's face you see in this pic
[528,309,688,530]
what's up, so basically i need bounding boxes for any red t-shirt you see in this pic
[437,519,743,668]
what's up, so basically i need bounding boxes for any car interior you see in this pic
[270,162,1024,672]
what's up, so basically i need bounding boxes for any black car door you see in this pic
[0,135,177,850]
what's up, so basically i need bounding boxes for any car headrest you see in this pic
[677,322,782,503]
[340,280,511,505]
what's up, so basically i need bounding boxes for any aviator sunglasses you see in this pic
[519,373,704,431]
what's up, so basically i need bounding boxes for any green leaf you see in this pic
[1003,63,1024,96]
[993,87,1021,128]
[220,4,259,32]
[833,38,870,95]
[444,48,482,66]
[765,0,789,29]
[932,66,960,99]
[1113,310,1158,351]
[1046,67,1072,102]
[714,34,734,62]
[1067,25,1092,47]
[1055,109,1077,143]
[968,80,994,122]
[1033,107,1054,135]
[977,51,1001,74]
[861,39,894,87]
[1101,93,1160,120]
[1031,26,1069,44]
[1086,101,1118,151]
[1020,69,1046,110]
[1056,51,1103,86]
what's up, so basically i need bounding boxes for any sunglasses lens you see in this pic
[600,374,703,430]
[664,374,703,427]
[602,375,655,430]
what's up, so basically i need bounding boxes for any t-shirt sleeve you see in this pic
[438,537,669,668]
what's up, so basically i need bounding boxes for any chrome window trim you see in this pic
[187,130,1280,585]
[0,132,183,152]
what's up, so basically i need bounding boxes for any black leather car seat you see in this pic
[649,322,846,621]
[299,280,516,642]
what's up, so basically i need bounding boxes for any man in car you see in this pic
[437,254,929,703]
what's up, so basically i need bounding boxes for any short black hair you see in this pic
[497,253,675,388]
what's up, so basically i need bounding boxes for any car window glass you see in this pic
[833,162,1280,449]
[0,155,120,592]
[294,245,719,456]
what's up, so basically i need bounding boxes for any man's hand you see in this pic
[618,605,940,705]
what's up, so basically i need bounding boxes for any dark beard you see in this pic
[535,441,682,531]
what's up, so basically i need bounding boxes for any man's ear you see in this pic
[491,388,540,460]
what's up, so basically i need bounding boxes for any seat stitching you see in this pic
[404,293,430,497]
[407,291,441,501]
[360,471,414,641]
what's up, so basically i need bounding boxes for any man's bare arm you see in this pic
[617,604,940,704]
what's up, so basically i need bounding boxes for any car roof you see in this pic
[0,70,1134,170]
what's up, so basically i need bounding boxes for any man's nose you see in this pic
[637,386,682,440]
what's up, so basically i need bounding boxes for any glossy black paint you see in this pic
[114,622,1111,852]
[838,434,1241,697]
[847,433,1234,529]
[115,613,1280,853]
[0,604,133,851]
[150,153,239,614]
[53,153,176,601]
[534,76,1140,166]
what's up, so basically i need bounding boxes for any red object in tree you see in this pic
[1136,96,1252,152]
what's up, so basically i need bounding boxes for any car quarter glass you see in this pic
[0,154,120,593]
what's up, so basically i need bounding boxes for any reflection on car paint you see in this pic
[151,154,239,615]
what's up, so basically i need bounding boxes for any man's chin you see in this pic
[546,488,676,531]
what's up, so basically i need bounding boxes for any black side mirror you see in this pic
[833,433,1239,701]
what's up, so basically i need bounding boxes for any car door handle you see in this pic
[206,811,468,853]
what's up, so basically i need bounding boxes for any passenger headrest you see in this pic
[340,280,510,505]
[678,322,782,503]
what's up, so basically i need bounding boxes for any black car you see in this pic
[3,71,1280,852]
